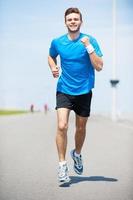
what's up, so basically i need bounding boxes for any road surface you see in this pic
[0,112,133,200]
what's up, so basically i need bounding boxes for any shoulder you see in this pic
[51,34,67,44]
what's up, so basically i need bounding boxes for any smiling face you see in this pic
[65,13,82,33]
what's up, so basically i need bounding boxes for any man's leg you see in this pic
[75,114,88,154]
[56,108,70,161]
[56,108,71,184]
[70,114,88,175]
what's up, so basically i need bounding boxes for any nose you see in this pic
[71,20,76,24]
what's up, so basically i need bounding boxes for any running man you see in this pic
[48,7,103,184]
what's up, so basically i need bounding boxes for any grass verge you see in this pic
[0,109,29,116]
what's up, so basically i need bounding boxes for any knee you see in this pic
[58,122,68,133]
[76,125,86,133]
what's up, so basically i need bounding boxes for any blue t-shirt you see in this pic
[49,33,103,95]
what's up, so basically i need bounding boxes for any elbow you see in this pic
[48,55,51,63]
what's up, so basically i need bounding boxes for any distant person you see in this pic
[30,104,34,113]
[44,103,48,114]
[48,7,103,185]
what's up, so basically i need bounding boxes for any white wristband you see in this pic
[86,44,95,54]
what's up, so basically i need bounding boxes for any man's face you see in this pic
[65,13,82,33]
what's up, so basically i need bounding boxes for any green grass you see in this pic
[0,109,29,116]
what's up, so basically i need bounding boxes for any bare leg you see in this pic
[74,114,88,154]
[56,108,70,162]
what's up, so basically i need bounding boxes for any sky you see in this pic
[0,0,133,118]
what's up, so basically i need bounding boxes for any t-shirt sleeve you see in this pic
[49,39,58,58]
[91,37,103,57]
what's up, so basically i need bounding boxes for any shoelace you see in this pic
[58,164,67,177]
[75,156,83,167]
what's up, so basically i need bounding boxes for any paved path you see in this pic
[0,112,133,200]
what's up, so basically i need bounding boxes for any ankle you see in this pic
[74,150,81,157]
[59,160,67,166]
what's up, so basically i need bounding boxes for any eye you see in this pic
[74,18,79,21]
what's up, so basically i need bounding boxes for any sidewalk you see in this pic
[0,112,133,200]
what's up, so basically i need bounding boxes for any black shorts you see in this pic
[56,90,92,117]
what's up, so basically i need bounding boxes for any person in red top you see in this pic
[44,104,48,114]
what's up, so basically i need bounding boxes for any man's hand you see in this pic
[51,66,59,78]
[48,56,59,78]
[80,36,90,47]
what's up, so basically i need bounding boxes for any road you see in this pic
[0,112,133,200]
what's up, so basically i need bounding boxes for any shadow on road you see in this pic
[70,175,118,183]
[59,176,118,187]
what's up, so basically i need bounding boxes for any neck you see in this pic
[67,31,80,40]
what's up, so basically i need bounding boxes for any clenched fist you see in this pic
[80,36,90,47]
[51,66,59,78]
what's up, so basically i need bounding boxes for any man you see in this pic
[48,7,103,184]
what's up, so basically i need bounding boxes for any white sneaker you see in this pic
[58,163,71,184]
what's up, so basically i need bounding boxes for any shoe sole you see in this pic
[58,177,71,186]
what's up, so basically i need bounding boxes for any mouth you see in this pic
[69,25,77,28]
[67,24,80,33]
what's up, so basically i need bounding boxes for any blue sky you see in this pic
[0,0,133,117]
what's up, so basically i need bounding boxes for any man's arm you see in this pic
[81,37,103,72]
[48,55,59,78]
[89,52,103,71]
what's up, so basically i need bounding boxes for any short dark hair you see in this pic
[64,7,82,22]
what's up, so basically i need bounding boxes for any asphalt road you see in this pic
[0,112,133,200]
